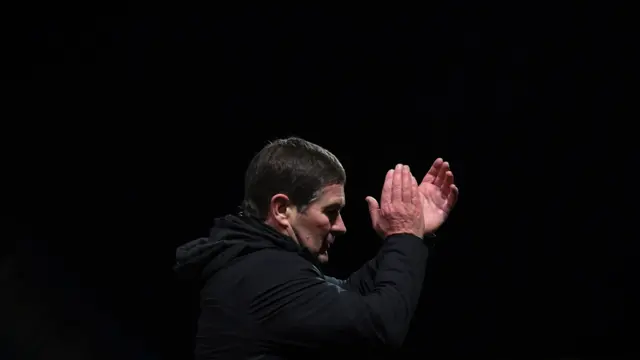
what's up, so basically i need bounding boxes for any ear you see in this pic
[268,193,295,228]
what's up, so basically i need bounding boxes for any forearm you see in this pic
[323,256,379,294]
[330,233,435,295]
[343,251,380,295]
[260,234,430,350]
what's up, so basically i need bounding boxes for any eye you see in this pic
[325,209,340,222]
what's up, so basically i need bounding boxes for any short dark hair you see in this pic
[241,137,346,219]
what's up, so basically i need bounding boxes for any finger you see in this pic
[422,158,443,184]
[402,165,412,203]
[411,175,420,205]
[433,161,449,187]
[446,184,459,210]
[441,171,454,199]
[380,169,394,207]
[392,163,403,203]
[365,196,380,227]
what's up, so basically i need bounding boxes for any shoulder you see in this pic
[205,248,324,289]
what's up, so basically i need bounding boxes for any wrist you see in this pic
[383,230,425,239]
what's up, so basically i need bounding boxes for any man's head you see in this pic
[242,137,347,263]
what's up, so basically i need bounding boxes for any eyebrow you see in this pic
[324,202,345,211]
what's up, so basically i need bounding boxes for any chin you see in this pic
[317,252,329,263]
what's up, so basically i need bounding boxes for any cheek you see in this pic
[317,222,331,233]
[295,212,331,240]
[316,217,332,232]
[300,213,331,232]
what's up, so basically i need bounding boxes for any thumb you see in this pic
[365,196,380,225]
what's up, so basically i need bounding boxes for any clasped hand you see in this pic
[366,159,459,238]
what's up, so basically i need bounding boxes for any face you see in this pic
[271,184,347,263]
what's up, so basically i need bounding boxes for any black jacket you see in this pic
[174,213,430,359]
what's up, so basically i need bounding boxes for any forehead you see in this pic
[313,184,345,207]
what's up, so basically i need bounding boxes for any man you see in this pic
[174,137,458,359]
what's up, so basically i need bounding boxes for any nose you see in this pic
[331,214,347,236]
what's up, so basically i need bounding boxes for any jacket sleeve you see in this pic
[324,251,380,295]
[325,233,437,295]
[251,233,429,350]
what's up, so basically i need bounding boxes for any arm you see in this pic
[333,156,458,296]
[326,233,436,295]
[323,250,381,295]
[252,233,429,350]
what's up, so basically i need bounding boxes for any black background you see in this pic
[4,3,634,359]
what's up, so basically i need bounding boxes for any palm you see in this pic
[418,158,459,233]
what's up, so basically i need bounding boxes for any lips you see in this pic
[326,234,334,245]
[319,235,333,254]
[319,243,330,254]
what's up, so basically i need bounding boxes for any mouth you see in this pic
[319,236,333,256]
